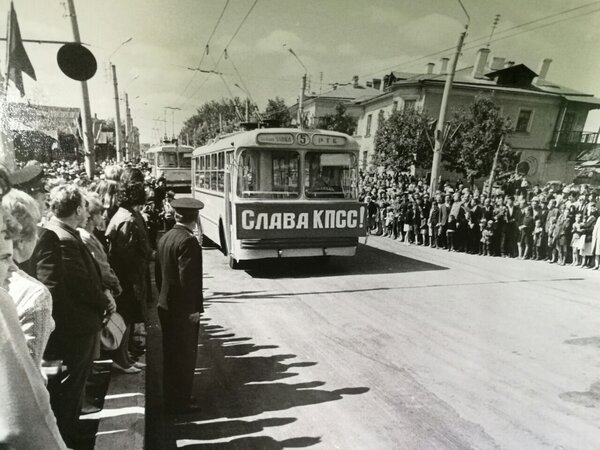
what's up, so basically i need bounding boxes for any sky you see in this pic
[4,0,600,144]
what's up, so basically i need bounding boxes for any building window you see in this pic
[377,110,385,129]
[404,99,416,111]
[365,114,372,137]
[515,109,533,133]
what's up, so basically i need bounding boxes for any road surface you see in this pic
[149,236,600,450]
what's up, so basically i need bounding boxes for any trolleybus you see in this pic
[191,128,367,268]
[146,143,193,192]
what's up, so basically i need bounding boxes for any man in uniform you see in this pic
[155,197,204,413]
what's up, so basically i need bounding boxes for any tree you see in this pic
[263,97,292,127]
[180,97,256,146]
[319,103,357,135]
[443,94,517,183]
[372,109,433,172]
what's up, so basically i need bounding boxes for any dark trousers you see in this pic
[53,331,98,445]
[158,306,199,411]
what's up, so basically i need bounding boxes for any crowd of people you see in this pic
[0,159,181,448]
[359,171,600,269]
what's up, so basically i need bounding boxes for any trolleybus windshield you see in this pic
[305,151,357,199]
[157,152,178,167]
[237,148,300,199]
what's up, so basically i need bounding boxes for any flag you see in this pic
[6,1,36,97]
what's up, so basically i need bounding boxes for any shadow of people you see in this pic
[180,435,321,449]
[163,323,369,447]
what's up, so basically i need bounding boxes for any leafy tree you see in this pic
[443,94,516,182]
[319,103,357,135]
[373,109,433,172]
[263,97,292,127]
[180,97,256,146]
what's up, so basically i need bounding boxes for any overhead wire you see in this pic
[173,0,231,108]
[184,0,259,106]
[359,0,600,78]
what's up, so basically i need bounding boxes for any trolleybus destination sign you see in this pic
[235,203,367,239]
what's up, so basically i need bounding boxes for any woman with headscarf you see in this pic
[105,168,152,373]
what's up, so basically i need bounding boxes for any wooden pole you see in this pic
[66,0,95,178]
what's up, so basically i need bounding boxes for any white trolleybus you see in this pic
[146,143,193,192]
[192,128,367,268]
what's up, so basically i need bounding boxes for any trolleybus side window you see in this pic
[195,156,206,189]
[304,152,357,199]
[217,152,225,192]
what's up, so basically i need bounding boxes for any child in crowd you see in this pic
[446,214,457,251]
[532,219,545,260]
[571,213,583,266]
[384,206,394,237]
[547,216,559,263]
[481,220,494,256]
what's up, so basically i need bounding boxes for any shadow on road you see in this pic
[243,243,448,279]
[159,319,368,449]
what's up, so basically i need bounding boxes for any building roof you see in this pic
[305,83,380,101]
[356,63,599,107]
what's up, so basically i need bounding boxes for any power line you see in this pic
[184,0,259,106]
[173,0,230,108]
[359,0,600,78]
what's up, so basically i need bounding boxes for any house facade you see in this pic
[289,76,380,128]
[354,49,600,184]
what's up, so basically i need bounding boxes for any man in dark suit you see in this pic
[45,185,114,446]
[155,197,204,413]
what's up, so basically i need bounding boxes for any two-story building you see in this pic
[289,76,380,128]
[354,49,600,184]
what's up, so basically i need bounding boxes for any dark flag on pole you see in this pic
[6,1,36,97]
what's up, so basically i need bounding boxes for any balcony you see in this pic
[552,130,599,151]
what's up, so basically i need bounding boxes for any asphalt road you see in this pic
[150,236,600,450]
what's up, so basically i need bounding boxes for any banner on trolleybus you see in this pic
[236,203,367,239]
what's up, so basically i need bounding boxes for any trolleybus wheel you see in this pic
[229,255,241,270]
[218,221,228,256]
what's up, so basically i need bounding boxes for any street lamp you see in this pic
[285,46,308,128]
[109,37,133,61]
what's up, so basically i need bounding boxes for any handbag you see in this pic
[100,312,126,351]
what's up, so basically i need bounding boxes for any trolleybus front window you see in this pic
[179,153,192,168]
[157,152,177,167]
[304,152,357,199]
[237,149,299,199]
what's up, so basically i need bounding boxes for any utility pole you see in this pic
[66,0,95,177]
[112,64,122,162]
[298,73,306,128]
[125,92,131,161]
[429,1,470,194]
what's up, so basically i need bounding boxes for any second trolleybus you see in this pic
[191,128,367,268]
[145,143,194,192]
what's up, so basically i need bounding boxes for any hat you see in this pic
[8,164,47,193]
[171,197,204,210]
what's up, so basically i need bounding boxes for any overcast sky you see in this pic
[5,0,600,143]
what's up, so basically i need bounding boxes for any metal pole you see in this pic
[298,73,306,128]
[112,64,122,162]
[125,92,131,161]
[429,28,467,194]
[66,0,95,177]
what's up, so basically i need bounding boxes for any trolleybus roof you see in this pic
[192,128,359,155]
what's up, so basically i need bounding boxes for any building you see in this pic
[289,76,380,128]
[354,49,600,184]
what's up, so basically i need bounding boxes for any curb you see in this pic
[93,356,146,450]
